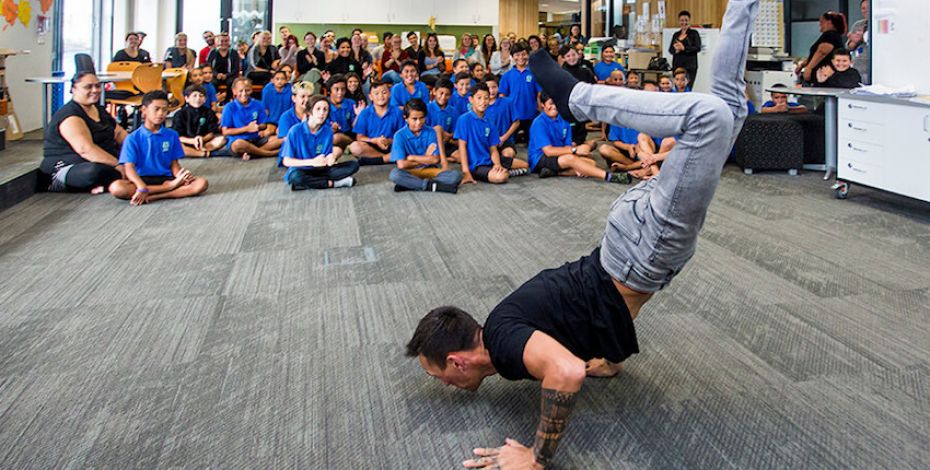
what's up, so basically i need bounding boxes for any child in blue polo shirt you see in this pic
[389,98,462,193]
[427,78,460,161]
[529,92,629,184]
[761,85,807,113]
[499,42,541,143]
[109,90,209,205]
[483,75,520,162]
[199,65,225,108]
[348,80,405,165]
[593,45,626,83]
[598,123,642,173]
[262,70,293,131]
[222,77,282,160]
[327,74,364,149]
[631,81,678,179]
[276,81,316,142]
[390,60,430,109]
[454,82,529,184]
[279,95,359,191]
[450,72,473,116]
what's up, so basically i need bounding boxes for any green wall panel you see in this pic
[276,23,493,45]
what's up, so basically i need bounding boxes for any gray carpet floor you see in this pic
[0,152,928,469]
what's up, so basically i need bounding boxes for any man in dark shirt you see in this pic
[406,1,761,468]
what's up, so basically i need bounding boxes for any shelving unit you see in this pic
[0,49,24,142]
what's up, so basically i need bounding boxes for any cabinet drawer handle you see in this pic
[847,143,867,152]
[847,123,867,131]
[848,103,868,110]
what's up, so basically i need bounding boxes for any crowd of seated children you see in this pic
[814,48,862,89]
[110,90,209,205]
[221,77,281,160]
[593,45,625,83]
[348,80,406,165]
[279,95,359,191]
[389,99,463,193]
[499,43,540,143]
[529,92,630,184]
[454,82,529,185]
[326,74,364,149]
[276,81,316,145]
[483,75,520,164]
[427,79,460,161]
[761,85,808,113]
[172,85,227,158]
[390,61,431,109]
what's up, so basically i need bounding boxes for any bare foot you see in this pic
[90,186,106,195]
[585,358,624,378]
[629,168,652,180]
[241,153,251,161]
[610,162,625,172]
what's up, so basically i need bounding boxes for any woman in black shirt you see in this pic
[325,38,362,76]
[297,32,327,77]
[800,11,847,85]
[112,32,152,63]
[42,72,128,193]
[668,11,702,88]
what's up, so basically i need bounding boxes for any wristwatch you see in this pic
[571,146,577,154]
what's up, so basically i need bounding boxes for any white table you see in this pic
[765,86,849,180]
[24,70,182,126]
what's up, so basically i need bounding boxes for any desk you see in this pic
[24,71,182,126]
[765,86,849,180]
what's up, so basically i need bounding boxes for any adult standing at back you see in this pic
[207,33,240,91]
[847,0,870,85]
[165,33,197,69]
[279,34,300,68]
[564,24,586,46]
[42,72,129,193]
[247,30,281,86]
[798,11,846,85]
[453,33,484,67]
[480,34,497,67]
[489,38,514,76]
[199,31,215,66]
[112,32,152,63]
[668,11,702,88]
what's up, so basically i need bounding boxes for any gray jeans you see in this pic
[568,0,759,293]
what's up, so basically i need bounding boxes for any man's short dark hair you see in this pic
[558,46,572,57]
[405,306,481,368]
[336,37,351,48]
[141,90,169,107]
[483,74,499,85]
[369,79,389,91]
[403,98,428,118]
[511,42,529,55]
[833,47,851,57]
[401,59,418,71]
[279,25,289,32]
[679,10,691,18]
[352,28,363,35]
[407,31,417,39]
[382,31,394,41]
[434,78,453,92]
[539,90,552,103]
[184,84,206,97]
[454,72,472,84]
[469,81,490,97]
[452,58,467,70]
[327,73,347,90]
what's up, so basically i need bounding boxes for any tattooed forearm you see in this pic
[532,388,578,467]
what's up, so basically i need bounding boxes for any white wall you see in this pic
[1,0,54,134]
[133,0,177,63]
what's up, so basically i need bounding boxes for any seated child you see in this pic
[499,42,541,143]
[658,76,674,92]
[604,69,625,87]
[389,98,462,193]
[815,48,862,89]
[347,80,405,165]
[530,92,629,184]
[470,62,487,81]
[109,90,208,205]
[450,72,473,115]
[449,58,470,79]
[199,65,224,108]
[172,85,227,158]
[222,76,282,160]
[628,81,676,179]
[327,74,363,149]
[598,124,643,173]
[345,72,368,105]
[593,45,625,83]
[483,75,520,162]
[277,81,316,142]
[279,95,359,191]
[673,67,691,92]
[427,78,461,161]
[761,84,808,113]
[453,82,529,185]
[626,71,641,89]
[389,60,430,109]
[185,67,216,111]
[262,69,293,141]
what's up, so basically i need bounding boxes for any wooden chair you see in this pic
[163,67,188,112]
[106,61,142,95]
[107,63,165,128]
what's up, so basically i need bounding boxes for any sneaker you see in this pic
[394,184,412,192]
[508,168,529,177]
[332,176,356,188]
[291,183,310,191]
[538,167,557,179]
[608,172,632,184]
[429,181,459,194]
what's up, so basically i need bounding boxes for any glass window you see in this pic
[791,0,836,20]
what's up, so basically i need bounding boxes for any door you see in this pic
[222,0,273,47]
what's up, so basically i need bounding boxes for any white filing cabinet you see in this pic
[836,96,930,202]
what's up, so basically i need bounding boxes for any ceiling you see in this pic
[539,0,581,15]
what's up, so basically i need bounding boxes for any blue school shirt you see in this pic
[262,82,293,124]
[328,98,357,133]
[499,67,541,120]
[427,101,460,134]
[389,81,430,108]
[450,90,471,115]
[593,61,626,81]
[608,125,640,145]
[221,98,267,143]
[486,97,516,144]
[390,126,439,169]
[118,126,184,177]
[762,100,801,108]
[203,82,218,108]
[528,113,571,171]
[277,108,303,139]
[278,123,334,182]
[353,105,404,139]
[453,111,500,171]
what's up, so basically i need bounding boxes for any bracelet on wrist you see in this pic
[135,187,149,193]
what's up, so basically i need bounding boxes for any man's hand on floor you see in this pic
[463,440,543,469]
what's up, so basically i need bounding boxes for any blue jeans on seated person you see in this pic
[389,167,462,191]
[381,70,402,85]
[286,160,360,189]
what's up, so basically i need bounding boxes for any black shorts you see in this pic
[532,155,563,175]
[498,140,516,153]
[444,142,459,157]
[472,157,514,182]
[141,175,173,185]
[230,135,270,149]
[336,131,357,140]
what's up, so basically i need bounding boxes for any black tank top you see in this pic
[41,100,119,174]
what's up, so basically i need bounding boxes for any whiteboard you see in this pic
[872,0,930,94]
[662,28,720,94]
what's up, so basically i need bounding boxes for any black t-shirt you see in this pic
[326,55,362,75]
[247,46,280,73]
[42,100,119,174]
[112,48,152,63]
[482,247,639,381]
[817,68,862,89]
[563,62,596,84]
[207,48,241,82]
[297,47,327,75]
[172,104,220,138]
[807,31,845,75]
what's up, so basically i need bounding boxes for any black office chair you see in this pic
[74,53,96,74]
